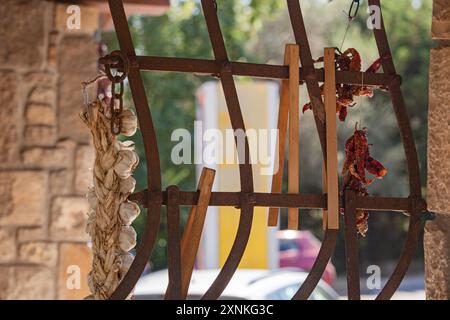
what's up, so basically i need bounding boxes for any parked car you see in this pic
[134,269,339,300]
[278,230,336,285]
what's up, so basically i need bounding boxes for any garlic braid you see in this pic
[80,98,140,300]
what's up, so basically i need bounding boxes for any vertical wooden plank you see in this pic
[181,170,208,254]
[324,47,339,230]
[322,162,328,230]
[287,44,300,230]
[180,168,215,299]
[268,44,291,227]
[344,190,361,300]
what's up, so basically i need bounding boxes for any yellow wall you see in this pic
[216,82,273,269]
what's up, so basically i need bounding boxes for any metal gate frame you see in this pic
[99,0,427,300]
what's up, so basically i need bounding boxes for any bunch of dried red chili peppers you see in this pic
[341,125,388,236]
[304,48,388,235]
[303,48,384,121]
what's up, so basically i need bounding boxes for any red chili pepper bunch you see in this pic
[302,48,384,122]
[341,125,388,236]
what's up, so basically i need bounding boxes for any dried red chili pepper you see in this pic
[302,49,384,121]
[341,125,387,236]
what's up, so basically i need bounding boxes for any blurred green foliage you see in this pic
[104,0,432,275]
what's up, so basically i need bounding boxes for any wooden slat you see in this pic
[268,44,291,227]
[322,162,328,230]
[324,47,339,230]
[180,168,215,299]
[287,44,300,230]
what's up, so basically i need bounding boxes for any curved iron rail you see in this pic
[292,230,339,300]
[200,0,255,300]
[287,0,339,300]
[107,0,163,300]
[368,0,425,300]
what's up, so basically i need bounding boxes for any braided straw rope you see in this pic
[80,95,140,300]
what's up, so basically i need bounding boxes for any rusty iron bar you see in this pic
[129,190,423,213]
[136,56,397,86]
[199,0,255,300]
[377,212,422,300]
[164,186,182,300]
[286,0,336,300]
[368,0,425,300]
[291,229,339,300]
[106,0,163,300]
[344,190,361,300]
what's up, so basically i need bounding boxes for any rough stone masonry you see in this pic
[0,0,449,301]
[0,0,98,299]
[424,0,450,300]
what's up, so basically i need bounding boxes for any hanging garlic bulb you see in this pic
[119,226,137,252]
[119,108,138,137]
[120,176,136,195]
[119,253,134,276]
[113,140,135,153]
[114,149,139,179]
[119,201,140,225]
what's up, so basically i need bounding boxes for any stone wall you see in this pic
[0,0,99,299]
[424,0,450,300]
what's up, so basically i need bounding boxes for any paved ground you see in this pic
[361,290,425,300]
[337,274,426,300]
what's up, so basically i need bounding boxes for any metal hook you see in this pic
[99,50,129,83]
[348,0,360,20]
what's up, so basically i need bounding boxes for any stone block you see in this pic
[0,267,15,300]
[50,169,73,195]
[432,0,450,39]
[0,71,20,164]
[0,171,46,227]
[23,72,57,88]
[0,266,55,300]
[28,87,57,105]
[427,46,450,214]
[17,227,47,242]
[24,126,57,146]
[425,213,450,299]
[58,243,93,299]
[19,242,58,267]
[25,104,56,126]
[51,197,89,242]
[0,228,16,262]
[74,145,94,194]
[0,0,49,68]
[58,35,98,142]
[22,139,76,169]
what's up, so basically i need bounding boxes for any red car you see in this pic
[278,230,336,285]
